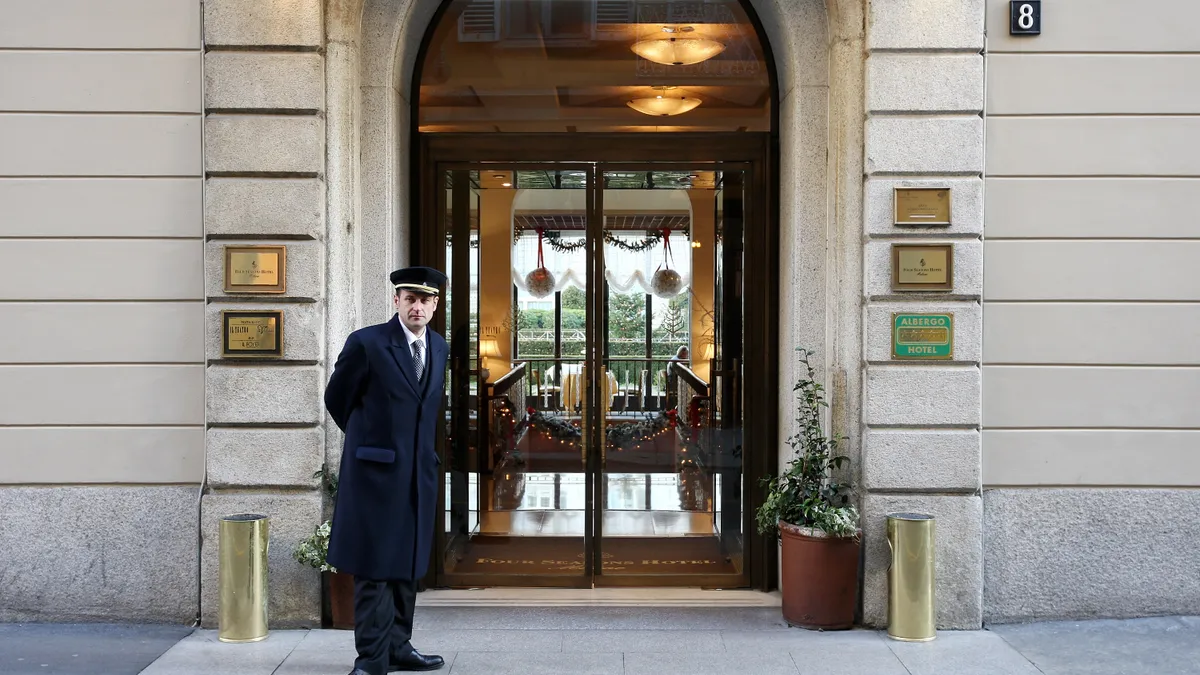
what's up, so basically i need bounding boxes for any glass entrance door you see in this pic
[432,161,751,589]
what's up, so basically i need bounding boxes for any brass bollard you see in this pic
[218,513,269,643]
[886,512,936,642]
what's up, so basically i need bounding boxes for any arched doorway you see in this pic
[413,0,779,589]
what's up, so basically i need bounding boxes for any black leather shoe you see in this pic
[348,670,371,675]
[389,649,445,671]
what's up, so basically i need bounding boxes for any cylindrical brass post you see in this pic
[218,513,269,643]
[886,512,936,642]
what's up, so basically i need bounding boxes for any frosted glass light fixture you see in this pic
[626,86,701,116]
[631,26,726,66]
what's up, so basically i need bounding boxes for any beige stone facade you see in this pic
[0,0,1196,629]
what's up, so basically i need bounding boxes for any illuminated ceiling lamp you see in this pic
[631,26,726,66]
[626,86,701,116]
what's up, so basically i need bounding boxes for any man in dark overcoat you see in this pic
[325,266,449,674]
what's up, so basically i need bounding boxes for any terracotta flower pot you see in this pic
[326,570,355,630]
[779,521,860,630]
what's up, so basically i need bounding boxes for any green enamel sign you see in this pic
[892,313,954,360]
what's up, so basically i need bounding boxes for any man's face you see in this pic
[395,290,439,333]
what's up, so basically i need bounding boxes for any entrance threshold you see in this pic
[416,588,781,608]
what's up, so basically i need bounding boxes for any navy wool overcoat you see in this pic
[325,314,447,581]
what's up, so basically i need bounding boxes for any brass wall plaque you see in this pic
[891,244,953,292]
[221,310,283,358]
[894,187,951,226]
[223,245,286,293]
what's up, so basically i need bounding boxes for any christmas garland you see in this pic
[606,409,677,452]
[523,407,680,452]
[604,230,664,252]
[519,229,670,254]
[525,407,582,442]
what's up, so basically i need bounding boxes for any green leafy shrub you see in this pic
[755,348,859,539]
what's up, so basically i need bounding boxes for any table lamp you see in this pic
[479,338,501,381]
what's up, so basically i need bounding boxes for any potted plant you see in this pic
[294,468,354,629]
[756,347,861,630]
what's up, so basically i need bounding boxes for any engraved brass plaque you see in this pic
[894,187,951,226]
[221,310,283,358]
[224,245,286,293]
[891,244,953,292]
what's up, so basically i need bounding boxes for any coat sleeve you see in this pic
[325,332,369,431]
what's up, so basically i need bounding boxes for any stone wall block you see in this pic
[205,177,325,239]
[984,488,1200,622]
[206,301,321,361]
[203,0,323,48]
[868,53,984,112]
[863,429,981,491]
[204,115,323,175]
[865,117,983,175]
[868,0,985,51]
[0,486,197,622]
[206,428,323,488]
[862,494,983,629]
[865,177,983,236]
[205,239,323,299]
[205,52,324,111]
[865,365,982,426]
[865,239,983,299]
[200,492,322,627]
[206,366,321,424]
[865,301,981,363]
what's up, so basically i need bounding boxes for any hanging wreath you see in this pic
[525,228,557,298]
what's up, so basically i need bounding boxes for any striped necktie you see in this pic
[411,339,424,382]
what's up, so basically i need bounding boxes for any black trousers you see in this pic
[353,576,417,675]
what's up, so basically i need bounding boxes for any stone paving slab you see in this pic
[885,630,1042,675]
[0,623,193,675]
[447,651,622,674]
[989,616,1200,675]
[788,631,909,675]
[140,630,306,675]
[624,650,800,675]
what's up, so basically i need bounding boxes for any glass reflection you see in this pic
[419,0,771,132]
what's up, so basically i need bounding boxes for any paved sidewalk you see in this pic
[3,609,1199,675]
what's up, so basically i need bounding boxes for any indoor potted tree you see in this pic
[294,468,354,629]
[756,347,861,629]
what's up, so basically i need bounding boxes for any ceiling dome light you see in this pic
[631,26,726,66]
[626,86,702,116]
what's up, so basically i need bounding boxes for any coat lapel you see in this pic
[386,316,420,396]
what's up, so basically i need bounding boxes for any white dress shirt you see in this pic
[400,321,428,373]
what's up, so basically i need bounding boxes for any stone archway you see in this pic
[324,0,872,611]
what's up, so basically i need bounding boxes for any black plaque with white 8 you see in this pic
[1010,0,1041,35]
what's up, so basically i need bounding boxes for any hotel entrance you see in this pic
[414,0,778,589]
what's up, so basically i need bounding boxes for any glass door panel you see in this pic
[594,167,747,586]
[435,162,751,588]
[439,165,595,586]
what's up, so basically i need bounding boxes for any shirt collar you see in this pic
[399,320,426,348]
